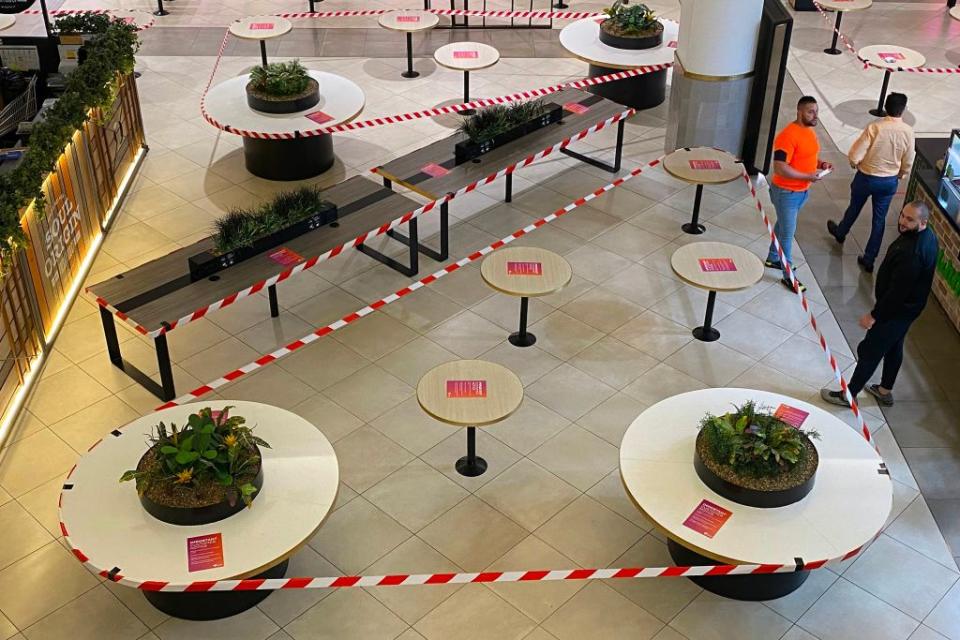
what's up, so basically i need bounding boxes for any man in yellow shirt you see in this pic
[827,93,915,273]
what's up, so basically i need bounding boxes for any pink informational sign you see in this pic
[879,52,905,63]
[698,258,737,272]
[563,102,589,115]
[396,15,421,22]
[774,404,810,429]
[506,261,543,276]
[269,247,304,266]
[667,40,678,48]
[421,163,449,177]
[305,110,333,125]
[453,50,479,59]
[594,18,605,24]
[446,379,487,398]
[250,22,275,30]
[683,500,732,539]
[187,533,224,572]
[689,159,722,171]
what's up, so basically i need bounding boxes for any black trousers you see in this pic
[848,315,915,397]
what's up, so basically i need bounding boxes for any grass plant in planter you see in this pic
[246,60,319,114]
[694,401,820,508]
[120,407,271,526]
[454,99,563,165]
[188,186,337,280]
[599,0,664,50]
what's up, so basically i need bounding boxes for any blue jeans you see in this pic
[766,184,809,276]
[835,171,899,265]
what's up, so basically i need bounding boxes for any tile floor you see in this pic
[1,1,960,639]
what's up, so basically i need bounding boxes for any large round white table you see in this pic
[203,70,365,180]
[59,401,339,620]
[559,17,678,110]
[0,15,16,31]
[620,388,891,600]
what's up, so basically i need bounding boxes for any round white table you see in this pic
[0,15,16,31]
[662,147,743,235]
[559,17,679,110]
[229,15,293,67]
[59,401,339,620]
[951,5,960,21]
[379,10,439,78]
[434,41,500,115]
[620,388,892,600]
[203,70,364,180]
[858,45,925,117]
[818,0,871,55]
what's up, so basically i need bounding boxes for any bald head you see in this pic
[898,201,929,234]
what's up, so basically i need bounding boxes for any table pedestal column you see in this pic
[243,134,334,181]
[457,427,488,476]
[682,184,706,235]
[693,290,721,342]
[587,64,667,110]
[509,296,536,347]
[824,11,843,55]
[869,69,892,117]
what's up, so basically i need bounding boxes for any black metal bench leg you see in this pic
[101,306,124,368]
[268,284,280,318]
[506,172,513,203]
[559,119,626,173]
[99,306,176,401]
[385,199,449,262]
[155,333,176,401]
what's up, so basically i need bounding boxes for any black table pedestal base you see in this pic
[587,64,666,111]
[509,296,535,347]
[869,70,892,118]
[668,540,808,600]
[143,559,289,620]
[824,11,843,55]
[693,290,720,342]
[456,427,487,477]
[682,222,705,235]
[243,134,334,181]
[402,32,420,78]
[682,184,706,235]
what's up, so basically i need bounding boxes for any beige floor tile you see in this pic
[664,340,757,387]
[278,339,370,391]
[797,578,919,640]
[365,460,468,532]
[0,612,15,640]
[419,497,527,571]
[612,311,692,361]
[762,564,839,623]
[381,288,465,333]
[671,591,792,640]
[425,311,506,359]
[592,222,672,262]
[48,396,140,454]
[308,497,411,574]
[577,393,649,447]
[0,430,77,498]
[21,586,146,640]
[535,495,643,567]
[478,342,563,387]
[484,399,570,456]
[476,459,580,531]
[779,626,818,640]
[289,287,366,328]
[289,394,363,443]
[377,338,458,387]
[257,547,340,628]
[332,312,419,361]
[16,474,67,539]
[324,365,413,422]
[178,337,261,383]
[559,287,644,334]
[218,367,316,410]
[529,425,618,492]
[7,411,46,446]
[154,606,279,640]
[370,398,454,456]
[333,426,414,493]
[0,501,53,571]
[237,315,316,355]
[471,294,552,334]
[53,314,129,365]
[585,470,654,531]
[648,287,737,332]
[527,311,604,360]
[741,285,827,333]
[538,275,595,309]
[428,266,497,309]
[0,542,98,628]
[164,319,233,362]
[607,535,702,623]
[728,362,819,401]
[761,334,853,389]
[25,366,112,426]
[651,627,690,640]
[422,429,522,491]
[564,245,635,285]
[414,585,535,640]
[527,364,616,423]
[542,582,664,640]
[621,363,708,408]
[569,337,658,390]
[925,580,960,640]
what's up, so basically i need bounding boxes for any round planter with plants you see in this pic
[120,406,271,526]
[694,401,820,508]
[245,59,319,114]
[599,0,664,50]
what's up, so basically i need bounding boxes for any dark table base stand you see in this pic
[509,296,536,347]
[461,70,476,116]
[587,64,666,111]
[153,0,169,17]
[402,32,419,78]
[143,559,289,620]
[693,290,720,342]
[869,69,892,117]
[243,134,334,181]
[682,183,706,235]
[456,427,487,476]
[824,11,843,55]
[100,306,176,402]
[668,540,808,600]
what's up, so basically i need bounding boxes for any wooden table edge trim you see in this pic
[669,267,763,293]
[434,58,501,72]
[661,158,743,185]
[379,13,440,31]
[416,365,524,427]
[229,19,293,40]
[480,269,573,298]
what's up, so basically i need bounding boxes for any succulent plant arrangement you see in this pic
[458,100,549,144]
[601,0,661,37]
[211,186,333,255]
[248,60,312,99]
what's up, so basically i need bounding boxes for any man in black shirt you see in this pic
[821,201,938,408]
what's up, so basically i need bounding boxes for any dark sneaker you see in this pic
[857,256,874,273]
[781,275,807,293]
[764,258,783,270]
[865,384,894,406]
[827,220,845,244]
[820,388,851,407]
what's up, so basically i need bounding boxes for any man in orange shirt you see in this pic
[765,96,833,292]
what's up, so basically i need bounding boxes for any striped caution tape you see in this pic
[274,8,602,20]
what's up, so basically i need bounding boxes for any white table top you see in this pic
[480,246,572,297]
[858,44,926,69]
[670,242,764,292]
[662,147,742,185]
[559,17,679,70]
[0,15,15,31]
[818,0,872,11]
[951,5,960,21]
[620,388,892,565]
[418,360,524,427]
[204,70,365,135]
[434,42,501,71]
[60,401,339,584]
[379,10,440,32]
[229,15,293,41]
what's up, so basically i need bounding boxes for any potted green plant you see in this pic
[694,401,820,508]
[54,12,115,72]
[187,186,337,280]
[120,407,270,526]
[455,99,563,165]
[245,59,319,114]
[599,0,664,50]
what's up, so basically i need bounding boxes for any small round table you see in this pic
[434,42,500,116]
[559,17,679,110]
[0,15,15,30]
[203,70,364,181]
[951,5,960,20]
[662,147,743,235]
[417,360,523,477]
[480,246,572,348]
[620,388,892,600]
[59,401,339,620]
[858,45,925,117]
[229,16,293,67]
[670,242,763,342]
[818,0,871,55]
[379,10,440,79]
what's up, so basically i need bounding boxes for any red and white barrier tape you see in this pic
[274,8,601,20]
[93,108,634,338]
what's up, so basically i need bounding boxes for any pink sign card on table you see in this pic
[187,533,224,572]
[879,52,905,62]
[446,379,488,398]
[421,162,450,177]
[506,261,543,276]
[698,258,737,272]
[563,102,589,115]
[250,22,275,30]
[683,500,733,539]
[453,50,479,59]
[774,404,810,428]
[305,111,333,125]
[667,40,678,48]
[396,15,421,22]
[269,247,304,266]
[689,159,722,171]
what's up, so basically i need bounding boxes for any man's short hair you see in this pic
[906,200,930,223]
[798,96,817,108]
[884,93,908,117]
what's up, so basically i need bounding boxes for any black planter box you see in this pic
[454,102,564,165]
[245,78,320,114]
[598,21,664,50]
[188,202,338,281]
